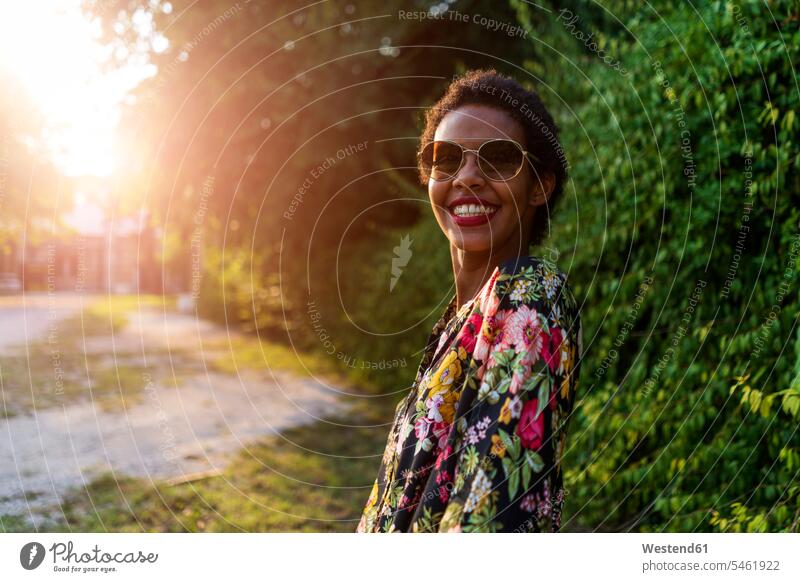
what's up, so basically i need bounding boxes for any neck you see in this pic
[450,240,531,310]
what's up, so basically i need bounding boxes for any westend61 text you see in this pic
[642,543,708,554]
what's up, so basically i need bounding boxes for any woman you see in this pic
[357,69,582,533]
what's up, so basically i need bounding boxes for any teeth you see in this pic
[452,204,497,217]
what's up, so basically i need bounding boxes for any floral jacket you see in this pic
[357,255,582,533]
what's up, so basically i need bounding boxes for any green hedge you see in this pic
[513,0,800,531]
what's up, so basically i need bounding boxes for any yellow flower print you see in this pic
[499,398,512,424]
[559,344,577,400]
[426,349,463,424]
[560,374,570,400]
[557,337,573,376]
[480,320,497,343]
[428,349,463,396]
[427,388,458,424]
[364,481,379,511]
[490,434,506,458]
[457,346,468,361]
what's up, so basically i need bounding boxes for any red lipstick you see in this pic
[447,197,499,227]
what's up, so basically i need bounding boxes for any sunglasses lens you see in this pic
[479,140,525,180]
[421,141,462,180]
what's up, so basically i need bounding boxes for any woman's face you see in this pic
[428,104,554,255]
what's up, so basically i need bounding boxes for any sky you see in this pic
[0,0,171,177]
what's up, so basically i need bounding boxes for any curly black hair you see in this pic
[418,69,569,248]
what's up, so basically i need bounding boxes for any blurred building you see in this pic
[0,205,163,294]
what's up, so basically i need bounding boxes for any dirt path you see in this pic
[0,295,346,527]
[0,294,83,354]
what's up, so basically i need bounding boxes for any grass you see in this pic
[2,397,396,533]
[205,334,378,392]
[0,514,31,532]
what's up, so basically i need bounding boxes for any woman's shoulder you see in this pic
[495,254,577,312]
[497,253,566,278]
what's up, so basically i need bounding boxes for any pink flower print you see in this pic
[509,362,533,395]
[475,362,487,382]
[491,309,514,351]
[520,494,538,512]
[474,312,500,363]
[538,497,553,520]
[431,421,452,451]
[516,398,545,450]
[426,394,445,423]
[465,415,491,445]
[435,444,454,471]
[456,313,483,354]
[474,329,491,364]
[541,327,563,374]
[478,268,502,316]
[482,309,514,368]
[505,304,543,366]
[414,416,431,440]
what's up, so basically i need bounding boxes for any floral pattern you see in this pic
[356,255,582,533]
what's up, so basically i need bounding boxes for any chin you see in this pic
[446,231,496,253]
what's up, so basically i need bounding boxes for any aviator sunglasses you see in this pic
[418,138,540,182]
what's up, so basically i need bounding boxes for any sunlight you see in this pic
[0,1,163,177]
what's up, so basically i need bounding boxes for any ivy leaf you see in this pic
[748,389,762,413]
[783,392,800,418]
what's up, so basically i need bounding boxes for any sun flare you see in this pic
[0,1,161,177]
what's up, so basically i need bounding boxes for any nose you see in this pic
[452,151,485,191]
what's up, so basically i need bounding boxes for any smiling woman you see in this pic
[357,70,582,533]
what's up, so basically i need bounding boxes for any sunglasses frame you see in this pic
[418,138,541,182]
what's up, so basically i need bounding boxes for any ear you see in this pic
[528,169,556,208]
